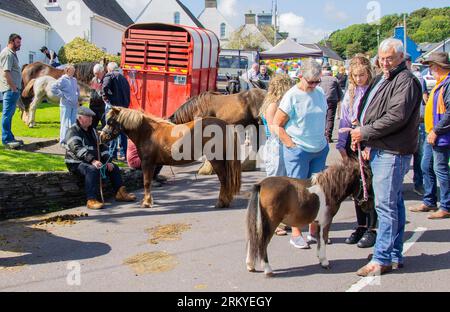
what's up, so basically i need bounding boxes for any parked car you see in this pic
[421,67,437,92]
[217,49,260,93]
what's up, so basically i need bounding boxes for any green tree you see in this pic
[59,37,121,64]
[412,15,450,43]
[227,29,265,50]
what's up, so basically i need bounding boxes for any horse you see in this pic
[225,73,241,94]
[20,61,106,127]
[245,159,374,277]
[169,89,267,174]
[100,107,242,209]
[20,74,90,128]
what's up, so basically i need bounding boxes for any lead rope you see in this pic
[357,143,369,202]
[339,128,369,202]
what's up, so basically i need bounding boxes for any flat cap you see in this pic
[77,106,96,117]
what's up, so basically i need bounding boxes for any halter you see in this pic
[101,118,122,142]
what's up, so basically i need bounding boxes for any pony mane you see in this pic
[169,91,219,124]
[311,160,361,206]
[112,108,173,130]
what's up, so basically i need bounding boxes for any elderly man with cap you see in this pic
[409,52,450,219]
[62,106,136,210]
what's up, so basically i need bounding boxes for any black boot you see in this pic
[345,227,367,245]
[357,230,377,248]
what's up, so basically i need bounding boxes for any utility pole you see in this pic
[273,0,278,46]
[403,14,407,55]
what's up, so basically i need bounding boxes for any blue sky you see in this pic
[118,0,449,43]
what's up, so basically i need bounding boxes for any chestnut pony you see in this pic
[245,159,374,276]
[100,107,242,209]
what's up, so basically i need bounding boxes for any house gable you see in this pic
[0,0,49,26]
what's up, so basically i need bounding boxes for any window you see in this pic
[174,12,180,24]
[220,23,226,39]
[45,0,59,8]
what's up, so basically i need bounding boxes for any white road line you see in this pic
[346,227,428,292]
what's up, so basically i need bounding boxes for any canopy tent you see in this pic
[260,38,323,60]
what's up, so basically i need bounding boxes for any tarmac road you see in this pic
[1,143,449,292]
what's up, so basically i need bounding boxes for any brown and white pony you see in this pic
[246,159,374,276]
[20,61,106,127]
[100,107,242,209]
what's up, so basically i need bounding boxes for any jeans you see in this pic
[264,136,287,177]
[60,105,78,143]
[1,90,19,145]
[413,123,426,188]
[75,163,123,200]
[421,141,450,212]
[370,149,412,266]
[283,144,329,179]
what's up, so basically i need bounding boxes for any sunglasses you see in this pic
[304,78,322,85]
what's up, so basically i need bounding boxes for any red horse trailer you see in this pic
[121,23,220,118]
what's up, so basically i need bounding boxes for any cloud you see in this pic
[218,0,238,18]
[279,12,330,43]
[324,2,349,22]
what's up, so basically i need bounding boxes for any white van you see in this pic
[217,49,260,92]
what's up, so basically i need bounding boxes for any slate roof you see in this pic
[0,0,49,26]
[175,0,204,28]
[82,0,133,27]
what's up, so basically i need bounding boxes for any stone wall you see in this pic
[0,169,143,220]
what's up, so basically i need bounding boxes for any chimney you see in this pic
[245,11,256,25]
[205,0,217,8]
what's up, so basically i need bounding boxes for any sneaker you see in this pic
[413,186,425,196]
[306,234,317,244]
[307,234,332,245]
[290,235,311,249]
[357,230,377,248]
[345,227,367,245]
[5,141,21,149]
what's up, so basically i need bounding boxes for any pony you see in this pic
[20,61,106,127]
[100,107,242,209]
[245,159,374,277]
[169,89,267,126]
[169,89,267,174]
[20,76,82,128]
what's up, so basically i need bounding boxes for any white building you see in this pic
[30,0,133,55]
[0,0,51,66]
[198,0,234,47]
[135,0,204,28]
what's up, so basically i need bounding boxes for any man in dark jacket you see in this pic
[63,106,136,210]
[351,38,422,277]
[102,62,131,161]
[319,65,343,142]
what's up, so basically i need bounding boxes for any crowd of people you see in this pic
[260,38,450,277]
[2,32,449,277]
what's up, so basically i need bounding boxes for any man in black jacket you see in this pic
[63,106,136,210]
[102,62,131,161]
[351,38,422,277]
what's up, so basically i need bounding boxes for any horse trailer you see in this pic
[121,23,220,117]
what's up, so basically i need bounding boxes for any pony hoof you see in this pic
[215,201,229,209]
[265,272,275,278]
[141,202,153,208]
[247,268,256,273]
[321,263,331,270]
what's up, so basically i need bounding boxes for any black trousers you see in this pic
[355,201,378,229]
[326,100,339,140]
[73,163,123,200]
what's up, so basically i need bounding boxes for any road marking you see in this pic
[346,227,427,292]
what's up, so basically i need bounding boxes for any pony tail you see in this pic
[246,184,262,263]
[22,79,36,99]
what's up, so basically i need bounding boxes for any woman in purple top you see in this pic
[337,55,378,249]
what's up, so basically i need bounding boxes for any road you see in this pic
[1,143,449,292]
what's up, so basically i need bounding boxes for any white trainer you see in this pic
[290,235,311,249]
